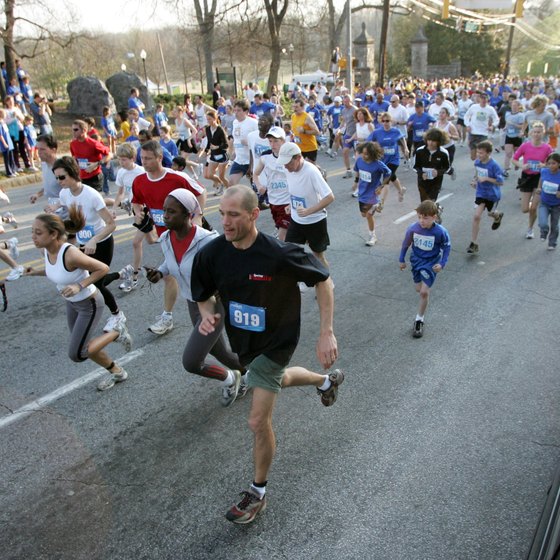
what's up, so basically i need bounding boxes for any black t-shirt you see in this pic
[191,232,329,367]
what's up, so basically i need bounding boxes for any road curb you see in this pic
[0,171,42,193]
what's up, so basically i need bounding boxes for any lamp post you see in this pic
[289,43,294,76]
[140,49,148,89]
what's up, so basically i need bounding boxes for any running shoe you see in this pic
[148,313,173,335]
[118,265,136,292]
[103,310,126,333]
[412,320,424,338]
[317,369,345,407]
[503,170,509,178]
[120,199,133,216]
[365,232,377,247]
[225,489,267,524]
[343,169,352,178]
[398,186,407,202]
[221,370,241,407]
[97,367,129,391]
[2,212,17,228]
[329,150,337,159]
[375,201,384,213]
[113,320,133,352]
[238,375,250,398]
[491,212,504,230]
[526,228,534,239]
[548,245,556,251]
[450,168,457,181]
[6,265,23,281]
[467,242,479,254]
[351,190,359,198]
[6,237,18,259]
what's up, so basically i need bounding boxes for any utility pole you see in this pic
[157,32,172,95]
[504,0,524,78]
[346,0,353,89]
[378,0,390,87]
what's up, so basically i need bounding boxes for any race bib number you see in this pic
[507,126,517,136]
[77,225,95,245]
[528,160,541,172]
[294,135,302,144]
[150,209,165,226]
[476,166,489,178]
[359,170,372,182]
[415,128,425,139]
[291,195,306,210]
[413,233,435,251]
[542,180,559,195]
[422,168,436,180]
[384,147,396,155]
[77,158,89,170]
[229,301,265,332]
[270,180,287,191]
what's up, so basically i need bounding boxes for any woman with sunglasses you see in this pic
[26,208,132,391]
[46,156,126,333]
[368,112,409,207]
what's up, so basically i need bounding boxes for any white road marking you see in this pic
[0,349,144,430]
[393,193,454,225]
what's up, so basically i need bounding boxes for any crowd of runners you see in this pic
[1,74,559,524]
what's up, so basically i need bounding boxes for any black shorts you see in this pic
[517,172,540,193]
[359,201,374,214]
[387,163,399,182]
[468,134,487,151]
[475,197,498,212]
[209,151,228,164]
[82,174,103,192]
[302,149,318,162]
[505,136,522,148]
[176,138,197,154]
[285,217,330,254]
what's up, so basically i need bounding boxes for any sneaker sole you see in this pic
[148,325,173,335]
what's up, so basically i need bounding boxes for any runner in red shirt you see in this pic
[70,119,111,192]
[131,140,206,335]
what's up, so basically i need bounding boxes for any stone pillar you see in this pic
[410,27,428,79]
[353,22,376,87]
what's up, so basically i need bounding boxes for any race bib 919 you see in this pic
[229,301,265,332]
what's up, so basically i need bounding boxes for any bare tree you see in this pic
[263,0,289,92]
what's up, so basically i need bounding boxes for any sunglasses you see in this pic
[72,128,80,132]
[55,174,67,181]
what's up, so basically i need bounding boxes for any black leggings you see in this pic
[84,236,119,315]
[10,130,30,169]
[182,300,242,379]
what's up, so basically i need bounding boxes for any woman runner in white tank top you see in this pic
[25,209,133,392]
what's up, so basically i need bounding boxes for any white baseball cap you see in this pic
[334,96,342,102]
[276,142,302,165]
[266,126,286,139]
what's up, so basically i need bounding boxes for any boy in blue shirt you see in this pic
[399,200,451,338]
[536,153,560,250]
[467,140,504,254]
[407,102,436,154]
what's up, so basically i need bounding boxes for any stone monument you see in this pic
[106,71,152,114]
[353,23,376,87]
[410,27,428,79]
[66,77,116,117]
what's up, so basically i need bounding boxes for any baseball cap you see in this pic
[266,126,286,139]
[334,95,342,102]
[276,142,301,165]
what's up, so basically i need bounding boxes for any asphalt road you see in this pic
[1,142,559,560]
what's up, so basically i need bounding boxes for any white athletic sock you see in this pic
[416,314,424,322]
[250,483,266,498]
[162,311,172,318]
[318,375,331,392]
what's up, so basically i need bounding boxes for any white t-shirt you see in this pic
[248,130,272,173]
[286,161,333,225]
[464,104,499,136]
[59,185,109,245]
[232,117,258,165]
[137,117,151,131]
[388,104,409,135]
[260,153,290,205]
[116,164,145,201]
[427,100,456,119]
